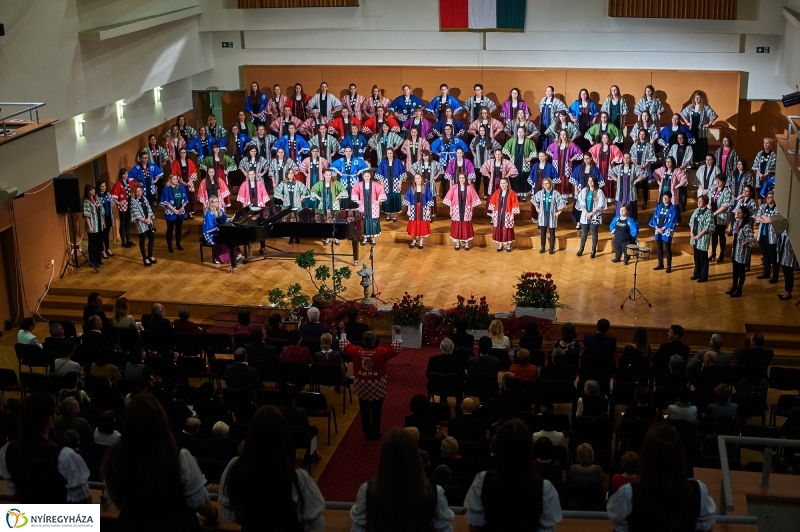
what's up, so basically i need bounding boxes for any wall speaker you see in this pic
[53,174,82,214]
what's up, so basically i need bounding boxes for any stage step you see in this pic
[38,288,126,324]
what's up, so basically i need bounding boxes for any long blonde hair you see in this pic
[488,319,504,342]
[114,297,130,321]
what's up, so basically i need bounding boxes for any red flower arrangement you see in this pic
[451,294,492,330]
[392,292,426,327]
[512,271,561,309]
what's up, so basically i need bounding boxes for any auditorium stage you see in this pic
[45,194,799,333]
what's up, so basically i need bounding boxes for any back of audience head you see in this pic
[98,411,116,435]
[213,421,230,439]
[621,451,640,476]
[320,332,333,350]
[516,349,530,365]
[20,392,56,443]
[88,292,101,306]
[60,340,75,359]
[460,397,476,414]
[184,417,201,435]
[576,443,595,466]
[347,306,359,322]
[676,387,692,405]
[541,410,556,432]
[283,384,297,405]
[151,303,165,317]
[409,394,429,416]
[561,323,577,343]
[638,424,690,505]
[61,396,80,416]
[128,346,144,365]
[634,387,651,406]
[710,334,723,350]
[307,307,320,323]
[441,436,459,458]
[362,330,377,348]
[433,464,452,487]
[454,318,468,334]
[502,372,516,390]
[63,371,80,389]
[49,322,64,338]
[751,332,765,347]
[533,435,554,460]
[287,330,301,346]
[233,348,247,363]
[268,313,282,329]
[238,310,251,326]
[250,327,264,344]
[551,348,566,365]
[440,338,454,355]
[703,350,718,366]
[670,324,684,339]
[597,318,611,333]
[403,426,420,441]
[669,354,684,373]
[63,429,80,449]
[714,383,731,403]
[178,306,190,321]
[478,336,493,355]
[524,322,540,338]
[583,380,600,396]
[88,315,102,331]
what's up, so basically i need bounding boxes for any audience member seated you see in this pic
[736,365,768,396]
[243,327,277,363]
[194,382,231,425]
[159,380,193,431]
[433,464,465,506]
[81,315,112,352]
[519,322,544,351]
[687,334,730,377]
[437,436,474,481]
[568,443,604,487]
[667,387,698,423]
[44,322,67,352]
[58,372,91,409]
[83,291,111,329]
[54,397,94,444]
[93,410,121,445]
[224,348,263,389]
[266,313,290,339]
[552,322,581,365]
[102,393,220,529]
[158,350,190,389]
[112,296,137,329]
[733,332,774,379]
[403,426,431,472]
[652,324,691,371]
[313,333,346,377]
[62,429,99,481]
[610,451,639,493]
[448,398,488,445]
[350,428,455,531]
[90,350,122,383]
[705,384,738,421]
[464,420,562,530]
[576,380,609,417]
[233,310,260,335]
[622,387,655,423]
[172,306,204,336]
[405,394,441,439]
[123,346,147,381]
[608,424,716,532]
[54,340,80,375]
[487,319,511,350]
[427,338,465,376]
[299,307,330,341]
[175,417,204,457]
[279,385,319,459]
[449,319,475,350]
[218,405,326,530]
[533,436,563,495]
[583,318,616,357]
[532,410,565,446]
[692,351,729,390]
[140,303,172,333]
[540,348,577,382]
[232,385,258,425]
[344,305,370,343]
[656,355,688,388]
[619,327,651,369]
[509,348,539,383]
[489,373,531,422]
[281,330,313,365]
[0,393,91,503]
[468,337,500,374]
[15,319,39,349]
[200,421,240,463]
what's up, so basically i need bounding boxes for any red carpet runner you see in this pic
[315,347,439,501]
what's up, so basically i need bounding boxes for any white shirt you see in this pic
[464,472,562,531]
[17,330,42,348]
[607,481,716,532]
[0,444,90,502]
[667,404,698,423]
[533,430,564,447]
[55,358,81,375]
[350,481,454,532]
[93,429,121,446]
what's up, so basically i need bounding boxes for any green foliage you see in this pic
[267,283,310,310]
[295,250,351,300]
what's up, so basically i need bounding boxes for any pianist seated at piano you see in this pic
[203,196,240,264]
[310,169,349,246]
[196,167,231,209]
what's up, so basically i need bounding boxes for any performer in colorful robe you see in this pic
[575,177,606,258]
[481,148,519,198]
[630,128,659,210]
[681,91,717,163]
[468,107,504,139]
[402,107,432,140]
[245,82,268,126]
[171,147,198,218]
[652,157,687,214]
[187,127,217,160]
[570,154,604,229]
[206,115,226,144]
[288,84,311,122]
[568,89,599,151]
[546,130,584,198]
[308,124,340,162]
[731,185,757,239]
[539,86,568,151]
[268,148,299,192]
[164,126,186,165]
[666,133,693,211]
[589,133,624,205]
[444,148,476,185]
[311,170,349,243]
[199,144,237,186]
[376,148,407,221]
[443,172,481,250]
[629,112,660,148]
[487,177,520,252]
[528,152,560,212]
[426,84,462,120]
[500,88,531,121]
[368,122,404,166]
[111,169,135,248]
[503,127,537,201]
[222,125,251,168]
[159,175,188,253]
[410,151,445,216]
[431,125,469,170]
[401,127,431,166]
[329,108,362,139]
[298,147,331,209]
[463,83,497,124]
[609,205,639,264]
[273,169,311,235]
[470,126,502,198]
[330,147,368,210]
[299,108,330,138]
[128,150,164,205]
[432,107,466,140]
[361,86,392,119]
[755,191,780,282]
[584,112,623,145]
[143,134,169,170]
[689,195,715,282]
[237,169,270,209]
[752,138,777,191]
[390,85,425,123]
[532,177,566,254]
[649,192,680,272]
[266,84,288,120]
[239,145,270,187]
[403,173,435,248]
[166,115,196,145]
[306,82,342,120]
[339,122,369,159]
[600,85,628,149]
[633,85,665,126]
[273,123,310,164]
[729,205,755,297]
[658,114,693,150]
[709,174,733,262]
[729,159,755,210]
[351,170,387,245]
[504,109,540,140]
[234,110,257,140]
[544,111,580,143]
[196,168,230,208]
[778,230,797,300]
[342,83,367,121]
[203,196,232,264]
[270,106,304,139]
[714,136,739,183]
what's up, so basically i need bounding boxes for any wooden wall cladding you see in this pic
[608,0,736,20]
[238,0,358,8]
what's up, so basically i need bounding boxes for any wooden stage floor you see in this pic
[50,196,799,332]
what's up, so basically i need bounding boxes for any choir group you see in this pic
[81,80,796,299]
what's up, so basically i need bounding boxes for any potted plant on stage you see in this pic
[295,251,352,308]
[391,292,426,349]
[454,294,492,338]
[512,271,561,321]
[267,283,311,321]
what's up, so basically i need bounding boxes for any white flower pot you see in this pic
[514,307,557,321]
[394,324,423,349]
[467,329,488,339]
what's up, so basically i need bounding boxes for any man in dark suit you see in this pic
[583,318,616,357]
[223,348,263,389]
[298,307,330,340]
[244,327,277,363]
[539,348,577,382]
[447,398,488,444]
[427,339,465,376]
[652,324,691,372]
[81,316,113,352]
[174,417,203,457]
[692,351,730,390]
[344,306,369,343]
[687,334,731,378]
[279,385,318,460]
[199,421,241,462]
[733,332,774,380]
[266,313,290,340]
[449,319,475,350]
[467,336,499,375]
[82,292,111,329]
[141,303,173,333]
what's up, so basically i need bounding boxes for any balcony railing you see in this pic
[0,102,46,138]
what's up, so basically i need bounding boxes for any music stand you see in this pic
[60,212,97,278]
[620,244,651,308]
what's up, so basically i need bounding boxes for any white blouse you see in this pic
[463,472,562,532]
[490,335,511,350]
[350,481,454,532]
[0,444,90,502]
[607,481,716,532]
[218,457,326,531]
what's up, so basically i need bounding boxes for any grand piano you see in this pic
[217,207,363,272]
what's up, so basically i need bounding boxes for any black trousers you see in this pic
[101,216,113,251]
[579,223,598,253]
[783,264,795,293]
[758,236,778,277]
[693,247,709,281]
[637,180,649,206]
[732,260,746,291]
[711,224,727,258]
[539,226,556,251]
[138,230,154,259]
[118,210,131,243]
[679,188,687,212]
[87,232,103,267]
[166,219,183,249]
[656,239,673,268]
[358,397,384,439]
[613,238,634,263]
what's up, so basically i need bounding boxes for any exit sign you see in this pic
[221,42,233,48]
[757,47,770,53]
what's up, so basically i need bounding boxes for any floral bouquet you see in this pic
[512,272,561,309]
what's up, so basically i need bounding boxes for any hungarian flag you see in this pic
[440,0,526,32]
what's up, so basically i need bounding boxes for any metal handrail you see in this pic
[717,435,800,515]
[787,115,800,155]
[0,102,46,137]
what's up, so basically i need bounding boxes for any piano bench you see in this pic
[199,236,214,263]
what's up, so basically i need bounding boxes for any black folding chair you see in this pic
[311,363,352,413]
[535,380,577,414]
[426,373,464,404]
[770,394,800,426]
[731,393,768,425]
[204,333,234,355]
[279,361,311,390]
[14,343,52,374]
[174,333,203,358]
[296,391,338,445]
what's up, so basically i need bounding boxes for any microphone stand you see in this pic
[368,240,387,304]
